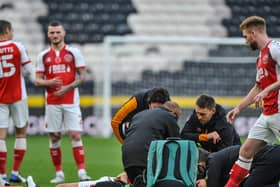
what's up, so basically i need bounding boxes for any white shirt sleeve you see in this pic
[67,46,86,68]
[14,41,31,64]
[23,62,36,83]
[14,41,35,82]
[269,40,280,65]
[36,51,46,72]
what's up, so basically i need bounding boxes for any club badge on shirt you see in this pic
[55,56,61,63]
[64,54,73,62]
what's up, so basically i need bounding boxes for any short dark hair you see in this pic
[48,21,63,27]
[0,20,11,35]
[196,94,216,109]
[148,87,170,104]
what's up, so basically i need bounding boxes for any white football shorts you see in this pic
[0,99,29,128]
[45,104,83,132]
[248,113,280,143]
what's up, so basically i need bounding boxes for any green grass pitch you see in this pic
[5,135,123,187]
[5,135,249,187]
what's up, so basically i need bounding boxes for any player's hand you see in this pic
[254,91,266,108]
[196,179,206,187]
[53,86,68,96]
[207,131,221,144]
[115,172,129,183]
[254,100,263,108]
[49,77,62,88]
[226,107,240,124]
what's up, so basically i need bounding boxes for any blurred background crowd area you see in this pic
[1,0,280,136]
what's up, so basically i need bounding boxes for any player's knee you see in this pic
[14,130,27,138]
[15,123,28,137]
[50,132,62,141]
[69,132,81,141]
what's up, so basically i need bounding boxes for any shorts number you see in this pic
[0,54,15,78]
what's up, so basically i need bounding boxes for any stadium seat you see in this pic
[38,0,136,44]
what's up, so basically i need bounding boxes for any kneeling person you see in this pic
[122,101,182,183]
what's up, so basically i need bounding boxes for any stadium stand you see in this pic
[37,0,136,44]
[0,0,46,62]
[109,0,232,95]
[223,0,280,37]
[112,60,256,96]
[1,0,260,97]
[209,0,280,57]
[35,0,232,88]
[129,0,229,36]
[1,0,274,136]
[108,0,230,81]
[1,0,268,98]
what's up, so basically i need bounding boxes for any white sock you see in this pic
[236,155,252,170]
[78,169,86,176]
[0,140,7,152]
[56,170,64,177]
[11,171,19,175]
[15,138,26,150]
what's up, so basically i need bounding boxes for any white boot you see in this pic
[26,176,37,187]
[50,171,65,184]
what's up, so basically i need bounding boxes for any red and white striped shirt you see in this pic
[256,40,280,115]
[0,40,31,103]
[36,45,86,105]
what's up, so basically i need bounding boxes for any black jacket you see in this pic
[180,104,241,152]
[206,145,280,187]
[122,106,180,169]
[111,89,151,143]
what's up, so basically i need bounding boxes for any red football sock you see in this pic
[13,149,25,172]
[225,163,249,187]
[0,152,7,175]
[50,148,62,171]
[72,146,85,170]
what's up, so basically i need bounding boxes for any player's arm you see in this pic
[22,62,36,83]
[68,67,86,89]
[111,96,138,144]
[254,80,280,103]
[56,182,78,187]
[16,41,35,83]
[53,67,87,96]
[227,83,261,123]
[236,83,262,111]
[35,72,62,88]
[35,52,63,88]
[69,47,87,89]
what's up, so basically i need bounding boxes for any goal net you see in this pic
[93,36,263,137]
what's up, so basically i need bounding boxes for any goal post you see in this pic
[96,35,261,137]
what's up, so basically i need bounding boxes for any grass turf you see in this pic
[5,136,249,187]
[5,135,123,187]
